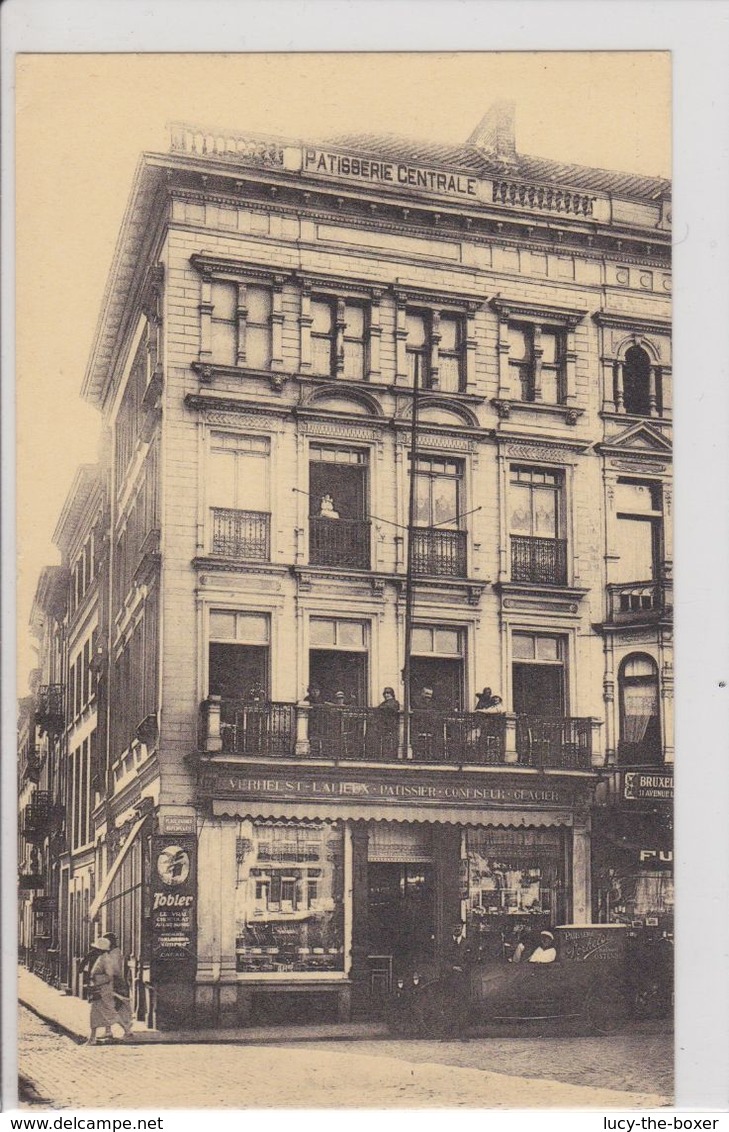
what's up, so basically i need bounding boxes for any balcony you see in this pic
[309,518,371,570]
[219,702,296,757]
[412,527,467,578]
[606,580,672,624]
[511,536,567,586]
[21,792,64,840]
[211,509,270,561]
[35,685,65,732]
[21,748,41,785]
[515,716,593,769]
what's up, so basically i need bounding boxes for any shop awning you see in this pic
[89,814,146,921]
[211,799,573,828]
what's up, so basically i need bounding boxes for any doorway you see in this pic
[367,863,436,966]
[309,650,367,705]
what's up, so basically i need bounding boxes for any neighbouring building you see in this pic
[20,103,673,1029]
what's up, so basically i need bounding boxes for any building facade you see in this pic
[20,103,673,1028]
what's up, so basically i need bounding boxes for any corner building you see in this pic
[77,104,672,1028]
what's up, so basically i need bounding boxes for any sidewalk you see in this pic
[18,967,388,1045]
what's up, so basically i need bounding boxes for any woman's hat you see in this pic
[540,931,555,942]
[92,936,111,951]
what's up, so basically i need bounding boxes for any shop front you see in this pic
[186,760,595,1027]
[591,766,673,1015]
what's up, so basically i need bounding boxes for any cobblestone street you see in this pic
[18,1006,672,1110]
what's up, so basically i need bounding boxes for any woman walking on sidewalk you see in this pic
[104,932,133,1040]
[86,936,131,1045]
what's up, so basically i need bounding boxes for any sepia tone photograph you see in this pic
[14,47,679,1109]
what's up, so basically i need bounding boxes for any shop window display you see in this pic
[464,828,565,956]
[235,820,344,973]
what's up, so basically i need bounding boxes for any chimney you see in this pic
[467,101,517,162]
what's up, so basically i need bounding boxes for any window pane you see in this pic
[439,314,459,352]
[310,619,336,646]
[533,487,557,537]
[616,481,660,514]
[209,450,237,509]
[536,636,559,661]
[343,340,365,380]
[345,303,365,339]
[246,325,271,371]
[235,820,344,973]
[541,329,558,365]
[406,312,427,347]
[210,611,237,639]
[211,322,236,366]
[411,627,433,654]
[414,476,431,526]
[246,285,271,324]
[512,633,534,660]
[615,517,655,582]
[336,621,365,648]
[434,629,461,655]
[212,281,237,321]
[508,325,528,360]
[432,478,458,526]
[237,613,269,643]
[510,484,532,533]
[624,655,657,679]
[540,367,559,404]
[311,299,333,334]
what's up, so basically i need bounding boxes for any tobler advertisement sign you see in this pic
[150,834,197,979]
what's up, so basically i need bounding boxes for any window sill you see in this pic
[492,399,583,425]
[600,410,672,426]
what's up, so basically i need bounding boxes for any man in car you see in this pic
[528,930,557,963]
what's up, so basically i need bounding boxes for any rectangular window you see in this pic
[311,297,367,379]
[615,480,663,584]
[406,309,465,393]
[508,322,566,403]
[309,446,369,569]
[509,466,566,585]
[244,285,272,370]
[410,624,464,710]
[411,457,466,577]
[209,433,270,560]
[235,820,345,973]
[465,828,566,932]
[512,631,566,716]
[211,281,238,366]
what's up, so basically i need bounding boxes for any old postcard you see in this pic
[13,46,682,1112]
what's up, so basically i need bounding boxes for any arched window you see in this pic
[619,345,662,417]
[618,653,661,765]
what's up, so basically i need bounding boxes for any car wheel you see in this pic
[584,979,629,1035]
[414,985,461,1039]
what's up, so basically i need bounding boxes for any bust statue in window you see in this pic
[319,494,340,519]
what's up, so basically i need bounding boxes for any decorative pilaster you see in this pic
[367,290,382,381]
[496,309,512,397]
[614,361,625,413]
[571,809,592,925]
[271,275,285,376]
[299,279,312,373]
[429,309,441,391]
[532,324,544,401]
[199,268,213,365]
[648,366,658,416]
[394,292,408,385]
[235,282,247,366]
[464,303,478,395]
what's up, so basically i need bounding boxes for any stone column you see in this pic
[349,821,370,1017]
[614,361,625,412]
[235,282,247,366]
[198,270,213,365]
[367,290,382,381]
[394,293,408,385]
[571,810,592,924]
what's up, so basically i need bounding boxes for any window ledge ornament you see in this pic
[493,398,585,427]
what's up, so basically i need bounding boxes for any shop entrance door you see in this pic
[367,863,435,968]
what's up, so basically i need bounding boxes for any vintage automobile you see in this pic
[387,924,632,1038]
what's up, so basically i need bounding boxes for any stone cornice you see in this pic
[594,311,671,334]
[190,253,294,285]
[489,295,587,327]
[184,392,291,419]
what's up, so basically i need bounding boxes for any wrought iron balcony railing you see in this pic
[606,580,672,623]
[515,715,592,769]
[21,792,65,840]
[35,685,65,730]
[309,518,371,570]
[510,536,568,586]
[211,509,270,561]
[411,527,467,578]
[220,702,296,757]
[201,702,601,770]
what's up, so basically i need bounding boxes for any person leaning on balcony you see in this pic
[475,687,503,712]
[318,494,340,519]
[375,687,400,757]
[528,930,557,964]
